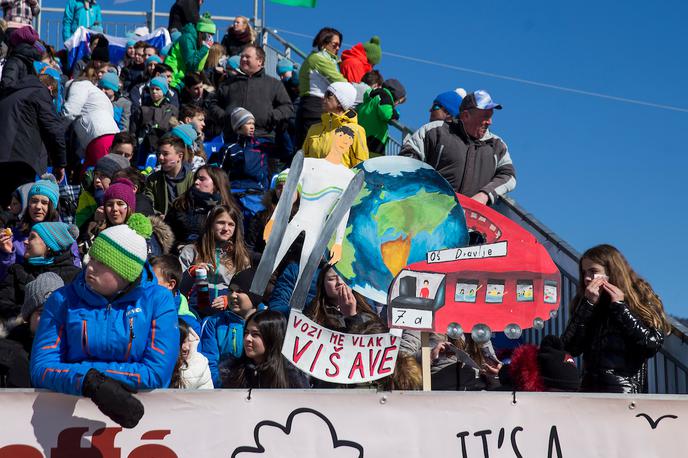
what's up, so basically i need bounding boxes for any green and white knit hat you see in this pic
[88,214,153,282]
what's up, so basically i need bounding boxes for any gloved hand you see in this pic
[82,369,144,429]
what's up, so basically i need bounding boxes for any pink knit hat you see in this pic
[104,178,136,212]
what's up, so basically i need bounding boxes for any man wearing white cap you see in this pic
[302,81,369,168]
[400,89,516,205]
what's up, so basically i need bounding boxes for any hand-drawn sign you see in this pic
[387,194,560,338]
[282,310,399,384]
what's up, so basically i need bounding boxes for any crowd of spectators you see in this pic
[0,0,672,429]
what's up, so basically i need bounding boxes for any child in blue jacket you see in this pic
[30,215,179,428]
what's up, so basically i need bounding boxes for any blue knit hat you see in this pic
[32,222,79,253]
[276,58,294,76]
[433,88,466,118]
[170,124,198,147]
[146,55,162,65]
[126,39,136,48]
[29,174,59,208]
[98,72,120,92]
[149,76,169,95]
[226,55,241,71]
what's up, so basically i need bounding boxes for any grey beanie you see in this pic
[22,272,64,320]
[13,182,33,219]
[230,107,255,132]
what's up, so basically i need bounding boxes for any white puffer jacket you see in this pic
[62,79,119,148]
[181,328,214,389]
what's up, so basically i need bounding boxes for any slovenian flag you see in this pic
[64,26,171,70]
[270,0,316,7]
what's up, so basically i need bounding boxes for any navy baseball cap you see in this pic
[459,90,503,112]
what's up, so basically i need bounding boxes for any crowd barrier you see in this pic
[0,389,685,457]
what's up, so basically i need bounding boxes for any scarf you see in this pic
[229,27,252,44]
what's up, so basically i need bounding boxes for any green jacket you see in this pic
[164,23,209,89]
[298,49,346,97]
[357,87,397,156]
[143,167,194,215]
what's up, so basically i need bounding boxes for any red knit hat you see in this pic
[104,178,136,212]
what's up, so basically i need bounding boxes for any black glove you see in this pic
[82,369,144,429]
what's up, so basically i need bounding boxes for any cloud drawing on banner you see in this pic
[231,408,364,458]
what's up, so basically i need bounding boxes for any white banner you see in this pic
[282,311,400,384]
[0,390,685,457]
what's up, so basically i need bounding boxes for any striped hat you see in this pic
[29,174,59,208]
[88,214,153,282]
[230,107,254,132]
[32,222,79,253]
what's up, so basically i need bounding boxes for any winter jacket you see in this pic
[200,310,245,386]
[30,263,179,395]
[61,0,102,42]
[220,357,310,389]
[180,327,213,389]
[210,135,271,191]
[143,165,195,215]
[220,28,254,57]
[0,337,30,387]
[339,44,371,84]
[400,120,516,204]
[0,42,40,93]
[0,75,66,176]
[208,68,294,140]
[357,87,398,156]
[148,214,175,256]
[562,298,665,393]
[131,97,178,155]
[11,227,82,270]
[0,250,81,320]
[62,79,119,150]
[112,96,132,132]
[121,63,145,93]
[164,188,222,245]
[167,0,199,33]
[302,110,369,168]
[164,23,209,89]
[1,0,40,27]
[268,262,319,317]
[178,244,233,307]
[298,49,346,98]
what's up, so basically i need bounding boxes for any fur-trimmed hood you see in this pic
[149,215,175,254]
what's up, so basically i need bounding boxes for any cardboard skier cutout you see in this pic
[251,127,364,310]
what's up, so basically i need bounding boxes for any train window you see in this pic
[544,280,558,304]
[516,280,534,302]
[455,280,479,302]
[485,280,505,303]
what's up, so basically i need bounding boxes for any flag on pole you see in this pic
[270,0,316,7]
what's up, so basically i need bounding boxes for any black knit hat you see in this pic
[91,35,110,63]
[383,79,406,102]
[230,268,262,308]
[537,335,580,391]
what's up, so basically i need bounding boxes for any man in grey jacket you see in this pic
[400,90,516,205]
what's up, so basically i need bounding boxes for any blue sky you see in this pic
[41,0,688,316]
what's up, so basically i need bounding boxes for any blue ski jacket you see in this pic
[30,263,179,395]
[200,310,246,387]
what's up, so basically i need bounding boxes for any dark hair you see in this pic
[111,131,137,150]
[242,44,265,64]
[172,165,236,213]
[112,167,145,193]
[133,41,147,50]
[89,33,105,46]
[224,310,290,388]
[170,319,190,388]
[157,135,187,157]
[144,43,157,52]
[308,265,379,331]
[183,71,208,89]
[335,125,355,139]
[195,205,251,274]
[179,103,205,121]
[149,254,182,289]
[312,27,342,50]
[154,63,173,75]
[361,70,384,87]
[38,74,58,94]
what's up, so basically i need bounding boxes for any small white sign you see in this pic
[427,241,508,264]
[389,307,433,330]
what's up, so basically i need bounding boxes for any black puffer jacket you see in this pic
[562,298,665,393]
[0,43,41,94]
[168,0,200,32]
[207,68,294,140]
[165,188,221,247]
[0,250,81,320]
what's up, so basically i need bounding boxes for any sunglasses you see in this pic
[328,41,341,49]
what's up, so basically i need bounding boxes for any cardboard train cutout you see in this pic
[387,194,561,340]
[333,156,469,304]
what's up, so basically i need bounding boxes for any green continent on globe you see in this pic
[336,224,356,278]
[374,188,455,239]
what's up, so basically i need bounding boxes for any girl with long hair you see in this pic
[306,264,381,333]
[220,310,308,388]
[165,165,238,248]
[170,319,213,389]
[562,244,670,393]
[179,205,251,314]
[220,16,256,58]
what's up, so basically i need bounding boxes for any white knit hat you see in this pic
[327,82,357,111]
